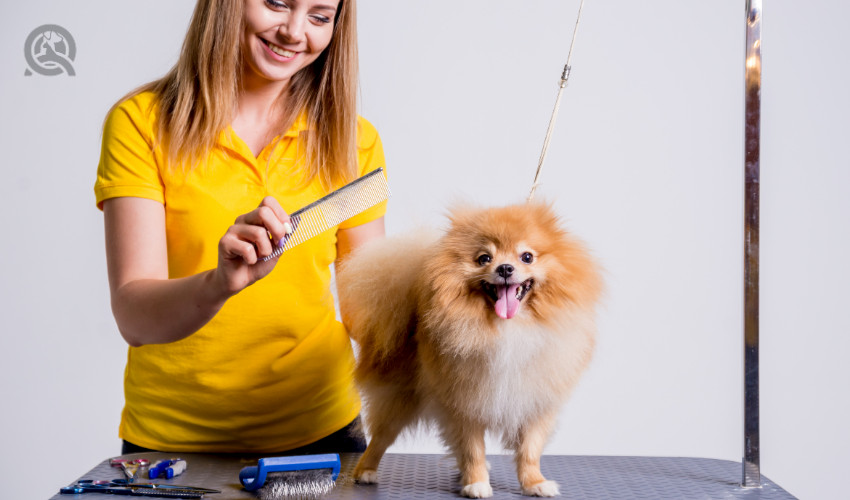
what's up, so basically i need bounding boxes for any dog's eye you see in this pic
[477,254,492,266]
[521,252,534,264]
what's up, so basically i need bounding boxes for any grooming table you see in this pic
[52,452,796,499]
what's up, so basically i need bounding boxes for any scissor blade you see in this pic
[125,483,221,494]
[60,483,204,498]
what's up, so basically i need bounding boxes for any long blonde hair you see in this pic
[123,0,359,187]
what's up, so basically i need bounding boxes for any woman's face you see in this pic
[241,0,340,88]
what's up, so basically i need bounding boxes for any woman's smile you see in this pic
[260,38,297,60]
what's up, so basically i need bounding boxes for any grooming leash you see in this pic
[527,0,586,202]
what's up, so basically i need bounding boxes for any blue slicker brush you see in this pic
[240,454,341,500]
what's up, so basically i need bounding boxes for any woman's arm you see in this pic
[104,196,291,347]
[336,217,385,265]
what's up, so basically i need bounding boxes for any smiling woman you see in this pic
[236,0,345,157]
[242,0,338,84]
[93,0,388,455]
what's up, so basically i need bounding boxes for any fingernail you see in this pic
[283,222,293,235]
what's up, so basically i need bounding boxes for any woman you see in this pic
[95,0,386,454]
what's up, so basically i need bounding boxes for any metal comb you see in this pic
[262,168,389,261]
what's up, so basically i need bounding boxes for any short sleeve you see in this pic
[338,117,388,229]
[94,92,165,210]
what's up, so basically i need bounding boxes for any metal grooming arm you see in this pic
[743,0,762,489]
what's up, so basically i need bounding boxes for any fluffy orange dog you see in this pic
[337,202,602,498]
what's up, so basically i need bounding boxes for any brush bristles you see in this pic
[257,469,336,500]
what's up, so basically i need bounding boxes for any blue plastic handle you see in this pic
[239,453,340,491]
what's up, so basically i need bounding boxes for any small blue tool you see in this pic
[239,453,341,492]
[150,459,186,479]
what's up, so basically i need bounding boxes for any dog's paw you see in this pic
[522,480,560,497]
[461,481,493,498]
[354,469,379,484]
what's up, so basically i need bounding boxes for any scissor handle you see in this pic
[59,484,113,495]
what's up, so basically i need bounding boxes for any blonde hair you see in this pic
[121,0,359,187]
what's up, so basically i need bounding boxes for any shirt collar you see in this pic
[283,111,310,138]
[216,111,310,160]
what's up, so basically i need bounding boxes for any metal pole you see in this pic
[742,0,762,489]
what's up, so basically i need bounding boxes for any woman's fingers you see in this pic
[237,197,292,246]
[231,198,292,257]
[220,223,276,264]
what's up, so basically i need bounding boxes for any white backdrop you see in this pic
[2,1,848,499]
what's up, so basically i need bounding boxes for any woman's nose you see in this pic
[279,13,306,43]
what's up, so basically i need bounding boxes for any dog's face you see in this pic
[474,238,538,320]
[423,202,601,326]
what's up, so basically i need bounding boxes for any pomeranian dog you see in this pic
[336,202,602,498]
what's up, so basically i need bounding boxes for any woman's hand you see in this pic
[213,196,292,297]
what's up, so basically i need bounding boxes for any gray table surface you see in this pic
[52,452,797,499]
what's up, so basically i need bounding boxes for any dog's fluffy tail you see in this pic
[336,230,437,360]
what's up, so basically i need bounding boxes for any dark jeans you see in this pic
[122,416,367,456]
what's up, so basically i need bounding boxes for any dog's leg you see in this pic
[353,392,418,484]
[511,413,560,497]
[352,431,394,484]
[442,419,492,498]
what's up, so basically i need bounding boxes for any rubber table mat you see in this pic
[52,452,796,499]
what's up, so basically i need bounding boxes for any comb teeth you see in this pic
[263,168,389,261]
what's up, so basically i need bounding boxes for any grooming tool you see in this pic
[150,459,186,479]
[111,458,150,482]
[150,460,169,479]
[165,460,187,479]
[110,479,219,494]
[59,479,216,498]
[262,168,390,261]
[111,458,128,475]
[239,454,340,498]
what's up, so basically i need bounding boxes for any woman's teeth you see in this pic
[267,41,295,58]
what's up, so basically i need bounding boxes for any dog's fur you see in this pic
[336,202,602,498]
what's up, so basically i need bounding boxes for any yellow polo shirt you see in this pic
[95,91,387,453]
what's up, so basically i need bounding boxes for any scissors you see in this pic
[59,479,220,497]
[110,458,151,481]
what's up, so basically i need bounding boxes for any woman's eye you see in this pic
[265,0,287,9]
[521,252,534,264]
[310,14,332,24]
[477,254,492,266]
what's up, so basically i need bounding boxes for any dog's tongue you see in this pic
[494,284,522,319]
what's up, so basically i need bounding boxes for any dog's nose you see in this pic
[497,264,514,278]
